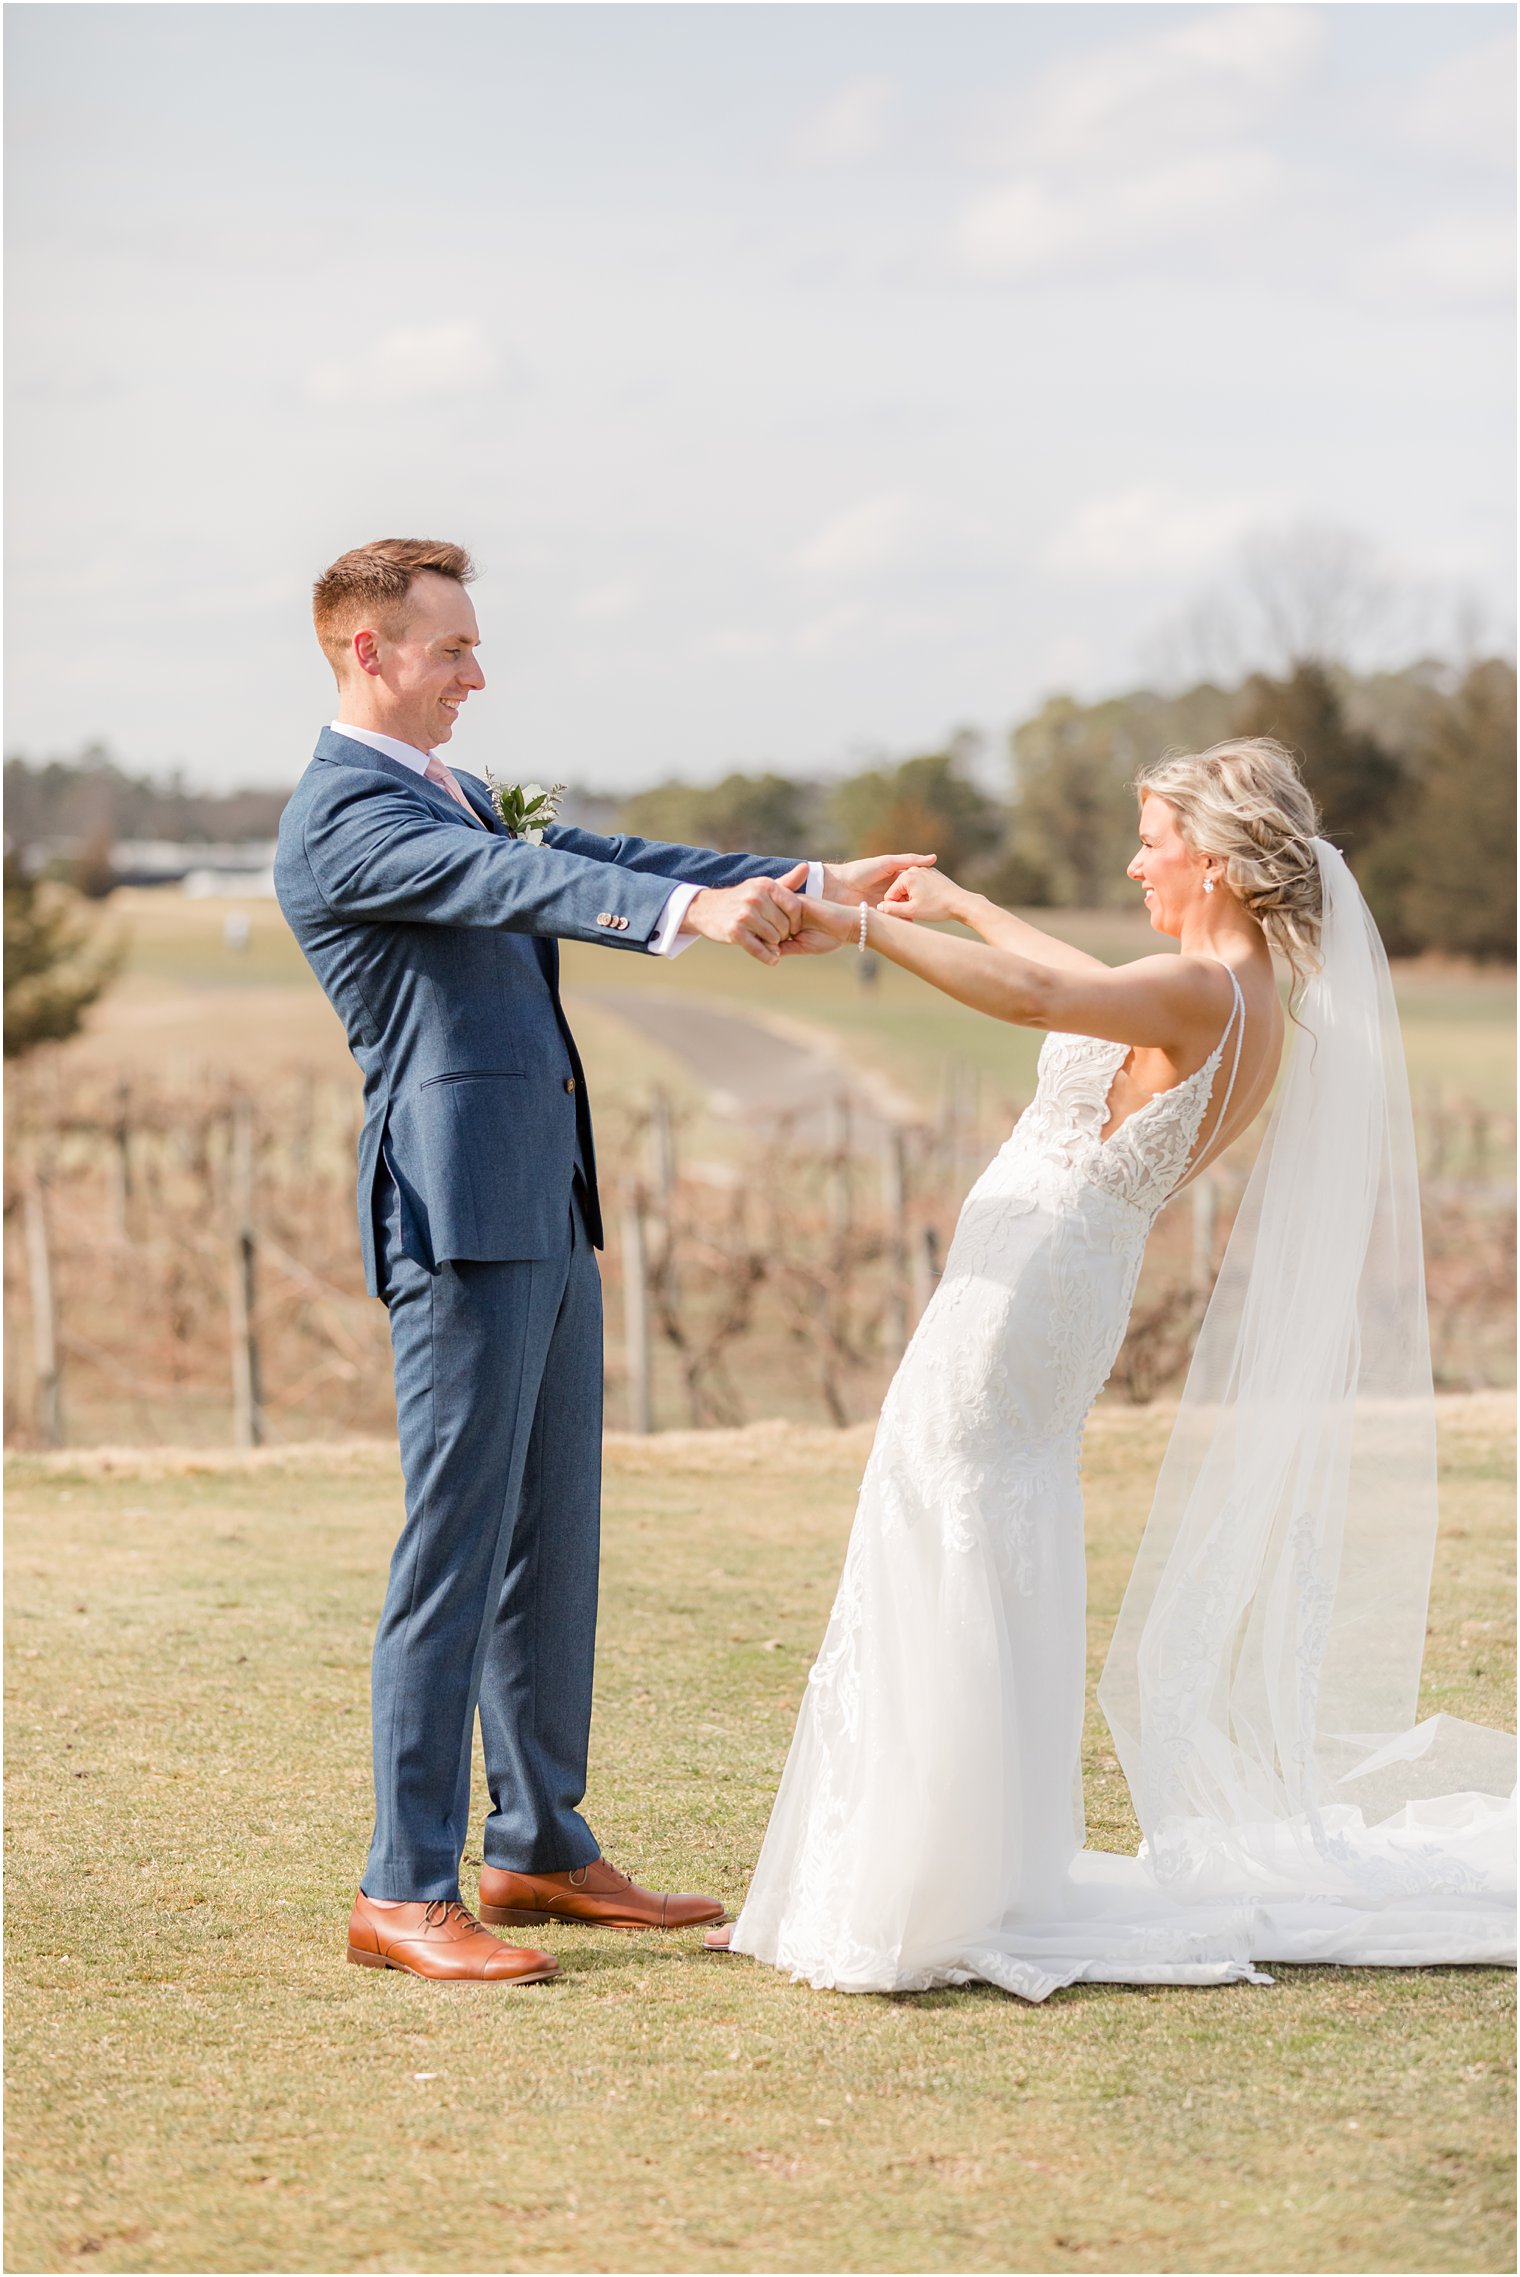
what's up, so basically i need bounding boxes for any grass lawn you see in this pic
[5,1398,1513,2275]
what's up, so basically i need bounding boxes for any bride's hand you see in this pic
[877,866,966,925]
[778,891,856,956]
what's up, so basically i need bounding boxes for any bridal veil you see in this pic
[1099,839,1515,1965]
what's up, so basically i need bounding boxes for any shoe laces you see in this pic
[421,1899,477,1932]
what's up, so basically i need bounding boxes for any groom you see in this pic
[275,538,927,1981]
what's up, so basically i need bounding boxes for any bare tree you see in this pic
[1238,525,1394,672]
[1147,523,1399,687]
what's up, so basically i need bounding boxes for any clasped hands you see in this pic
[679,853,942,967]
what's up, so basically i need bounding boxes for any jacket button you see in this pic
[564,1076,577,1094]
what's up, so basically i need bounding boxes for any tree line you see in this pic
[619,656,1515,962]
[3,746,288,864]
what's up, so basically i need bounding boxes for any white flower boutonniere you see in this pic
[484,774,567,844]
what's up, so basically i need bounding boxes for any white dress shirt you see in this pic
[328,722,821,957]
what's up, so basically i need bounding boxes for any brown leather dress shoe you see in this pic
[477,1856,726,1932]
[346,1892,560,1982]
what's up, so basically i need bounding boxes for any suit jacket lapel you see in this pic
[313,731,560,989]
[314,728,490,833]
[449,773,556,984]
[456,772,502,833]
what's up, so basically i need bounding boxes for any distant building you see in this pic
[181,856,278,899]
[12,837,279,893]
[124,839,279,894]
[13,791,621,895]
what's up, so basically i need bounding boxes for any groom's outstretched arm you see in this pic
[545,824,827,962]
[546,824,936,908]
[286,775,809,963]
[543,821,803,891]
[543,825,935,961]
[294,777,697,950]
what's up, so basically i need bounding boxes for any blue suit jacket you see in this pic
[275,728,799,1292]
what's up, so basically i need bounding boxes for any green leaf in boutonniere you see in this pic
[483,774,567,844]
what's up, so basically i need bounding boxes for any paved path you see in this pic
[582,989,919,1153]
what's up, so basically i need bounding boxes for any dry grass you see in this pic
[5,1398,1513,2274]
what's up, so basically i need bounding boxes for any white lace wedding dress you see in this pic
[731,904,1515,1999]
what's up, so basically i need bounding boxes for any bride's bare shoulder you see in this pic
[1037,951,1238,1055]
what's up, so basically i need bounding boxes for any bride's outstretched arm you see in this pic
[800,892,1228,1055]
[879,870,1108,976]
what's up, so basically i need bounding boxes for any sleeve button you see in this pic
[564,1076,577,1094]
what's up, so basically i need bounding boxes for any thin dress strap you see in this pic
[1173,967,1246,1194]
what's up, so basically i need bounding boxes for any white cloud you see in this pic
[953,5,1313,277]
[1166,4,1321,88]
[1398,28,1516,173]
[955,152,1281,276]
[305,322,500,406]
[792,77,895,170]
[1038,633,1100,691]
[705,627,775,660]
[1367,217,1516,310]
[573,580,641,622]
[972,4,1320,171]
[1048,487,1266,577]
[793,492,916,577]
[954,180,1090,276]
[796,603,869,656]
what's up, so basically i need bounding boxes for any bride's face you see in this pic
[1127,796,1209,936]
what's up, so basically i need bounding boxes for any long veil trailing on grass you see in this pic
[1099,839,1515,1966]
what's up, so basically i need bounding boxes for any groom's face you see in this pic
[355,570,485,749]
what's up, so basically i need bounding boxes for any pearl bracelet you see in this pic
[857,902,870,951]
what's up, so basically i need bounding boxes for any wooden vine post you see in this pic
[23,1157,62,1449]
[911,1223,942,1326]
[882,1124,909,1362]
[228,1096,264,1447]
[111,1075,134,1241]
[826,1095,852,1244]
[649,1089,679,1316]
[650,1089,677,1207]
[621,1184,652,1435]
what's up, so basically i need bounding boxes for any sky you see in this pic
[5,2,1515,795]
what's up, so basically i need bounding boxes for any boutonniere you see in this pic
[483,773,567,844]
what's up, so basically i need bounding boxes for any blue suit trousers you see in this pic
[363,1176,605,1900]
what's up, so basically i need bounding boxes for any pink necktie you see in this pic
[424,754,487,828]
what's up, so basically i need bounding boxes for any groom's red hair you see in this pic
[313,538,476,672]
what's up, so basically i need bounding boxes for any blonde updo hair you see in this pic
[1135,737,1324,989]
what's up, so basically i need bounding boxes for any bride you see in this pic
[709,737,1515,2001]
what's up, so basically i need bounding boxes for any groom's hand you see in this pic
[822,852,936,906]
[679,871,806,966]
[778,886,853,956]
